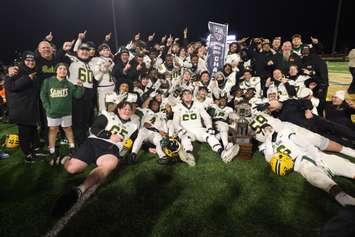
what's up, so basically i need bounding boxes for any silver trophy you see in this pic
[233,102,253,159]
[235,102,252,144]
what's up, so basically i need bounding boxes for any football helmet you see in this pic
[2,134,19,149]
[123,138,133,150]
[160,137,181,158]
[269,153,294,176]
[119,138,133,157]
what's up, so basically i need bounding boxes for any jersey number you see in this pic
[250,115,268,134]
[182,113,197,121]
[110,125,128,138]
[78,68,93,83]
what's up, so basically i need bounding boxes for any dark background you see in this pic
[0,0,353,63]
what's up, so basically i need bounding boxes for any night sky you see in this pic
[0,0,353,63]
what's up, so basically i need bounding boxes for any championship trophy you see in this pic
[233,102,253,160]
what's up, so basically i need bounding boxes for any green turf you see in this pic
[1,61,354,237]
[327,61,349,74]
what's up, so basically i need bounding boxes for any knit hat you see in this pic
[22,51,35,60]
[334,90,345,101]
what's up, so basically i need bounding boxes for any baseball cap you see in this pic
[78,43,91,50]
[97,43,110,52]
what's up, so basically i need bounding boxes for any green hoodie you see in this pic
[40,76,84,118]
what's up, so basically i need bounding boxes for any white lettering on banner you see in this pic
[207,21,228,73]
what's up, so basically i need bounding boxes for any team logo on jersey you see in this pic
[50,88,68,98]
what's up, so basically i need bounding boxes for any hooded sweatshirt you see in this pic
[40,76,84,118]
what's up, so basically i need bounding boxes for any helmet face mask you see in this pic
[160,137,181,158]
[270,153,294,176]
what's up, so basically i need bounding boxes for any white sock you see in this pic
[340,147,355,158]
[49,147,55,154]
[334,192,355,206]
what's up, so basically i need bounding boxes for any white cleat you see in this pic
[221,143,240,163]
[178,149,196,167]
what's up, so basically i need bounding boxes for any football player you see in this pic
[259,125,355,207]
[208,93,235,149]
[173,89,240,164]
[250,112,355,158]
[264,69,296,101]
[89,43,115,112]
[67,43,96,145]
[130,99,169,164]
[52,101,138,216]
[239,69,262,98]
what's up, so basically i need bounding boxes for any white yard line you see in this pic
[45,185,99,237]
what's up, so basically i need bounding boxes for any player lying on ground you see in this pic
[250,112,355,158]
[173,89,240,164]
[52,101,138,216]
[259,124,355,206]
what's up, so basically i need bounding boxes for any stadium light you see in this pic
[111,0,119,51]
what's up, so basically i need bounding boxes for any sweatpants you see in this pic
[17,124,40,156]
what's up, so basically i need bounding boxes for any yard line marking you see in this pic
[45,185,98,237]
[329,81,350,86]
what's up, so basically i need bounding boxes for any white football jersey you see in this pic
[259,128,307,171]
[225,53,241,67]
[294,75,310,92]
[89,56,115,87]
[249,112,285,136]
[276,80,296,101]
[90,110,138,147]
[195,96,214,109]
[210,104,234,122]
[141,108,168,132]
[67,54,95,89]
[173,101,212,132]
[239,77,262,98]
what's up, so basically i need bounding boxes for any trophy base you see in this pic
[237,143,253,160]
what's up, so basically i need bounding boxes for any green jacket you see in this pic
[40,76,84,118]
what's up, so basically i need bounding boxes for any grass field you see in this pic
[0,62,354,237]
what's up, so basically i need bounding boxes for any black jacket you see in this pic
[251,50,276,79]
[5,66,40,125]
[112,58,144,91]
[275,99,314,128]
[301,54,328,88]
[325,101,355,129]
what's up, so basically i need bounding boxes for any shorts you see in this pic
[72,138,120,165]
[47,115,72,127]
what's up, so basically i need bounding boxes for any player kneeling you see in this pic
[52,101,138,216]
[173,89,240,164]
[260,125,355,207]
